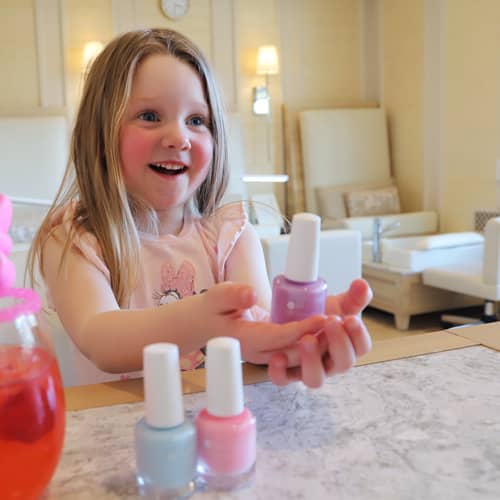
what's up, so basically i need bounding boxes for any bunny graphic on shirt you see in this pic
[153,260,206,369]
[154,261,197,306]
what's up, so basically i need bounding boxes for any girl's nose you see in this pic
[161,123,191,150]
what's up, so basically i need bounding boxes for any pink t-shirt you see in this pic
[46,201,268,385]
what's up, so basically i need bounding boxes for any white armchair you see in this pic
[422,217,500,325]
[299,108,438,240]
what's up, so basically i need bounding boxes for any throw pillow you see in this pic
[315,178,394,220]
[344,185,401,217]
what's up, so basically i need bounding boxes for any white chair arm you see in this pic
[260,229,361,295]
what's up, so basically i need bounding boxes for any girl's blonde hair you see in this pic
[28,28,228,306]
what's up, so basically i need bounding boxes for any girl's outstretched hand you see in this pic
[267,278,373,388]
[198,282,327,366]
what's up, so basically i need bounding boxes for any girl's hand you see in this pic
[198,282,327,365]
[267,278,373,388]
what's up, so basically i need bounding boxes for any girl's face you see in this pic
[119,53,213,217]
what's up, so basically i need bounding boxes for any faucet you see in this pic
[372,217,401,263]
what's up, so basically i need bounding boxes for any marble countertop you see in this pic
[47,345,500,499]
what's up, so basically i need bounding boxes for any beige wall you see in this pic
[237,0,282,174]
[64,0,113,118]
[381,0,425,213]
[0,0,39,110]
[380,0,500,230]
[440,0,500,231]
[279,0,361,102]
[64,0,214,117]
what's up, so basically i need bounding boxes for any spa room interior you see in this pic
[1,1,500,498]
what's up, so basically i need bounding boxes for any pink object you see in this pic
[0,232,13,256]
[0,283,65,500]
[0,286,41,322]
[0,194,13,234]
[195,338,256,490]
[270,213,327,323]
[195,408,256,477]
[270,274,327,323]
[0,252,16,290]
[0,193,16,289]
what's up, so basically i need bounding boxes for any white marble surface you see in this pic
[47,346,500,499]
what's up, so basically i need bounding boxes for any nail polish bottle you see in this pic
[270,212,327,323]
[195,337,256,490]
[135,343,196,499]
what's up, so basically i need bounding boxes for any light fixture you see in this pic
[256,45,280,76]
[253,45,279,116]
[252,87,270,115]
[82,41,104,72]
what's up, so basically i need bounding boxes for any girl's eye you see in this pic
[138,111,160,122]
[187,115,208,127]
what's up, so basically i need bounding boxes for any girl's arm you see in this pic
[224,222,272,311]
[43,230,324,373]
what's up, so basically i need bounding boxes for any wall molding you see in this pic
[210,0,238,112]
[34,0,65,108]
[423,0,443,212]
[361,0,381,103]
[111,0,138,35]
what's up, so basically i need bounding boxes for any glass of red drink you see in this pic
[0,287,66,499]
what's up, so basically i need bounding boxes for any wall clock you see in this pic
[160,0,190,20]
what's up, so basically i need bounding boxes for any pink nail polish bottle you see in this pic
[270,212,327,323]
[195,337,256,491]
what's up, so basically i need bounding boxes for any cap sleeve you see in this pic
[47,201,110,283]
[201,202,248,282]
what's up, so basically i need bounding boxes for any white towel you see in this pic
[416,232,484,250]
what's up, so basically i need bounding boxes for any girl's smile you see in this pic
[149,162,188,176]
[119,53,213,232]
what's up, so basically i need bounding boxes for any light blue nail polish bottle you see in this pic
[135,343,196,499]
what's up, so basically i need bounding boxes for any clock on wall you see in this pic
[160,0,190,20]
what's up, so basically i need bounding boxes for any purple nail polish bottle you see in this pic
[270,213,327,323]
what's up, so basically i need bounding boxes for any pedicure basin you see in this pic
[362,233,484,272]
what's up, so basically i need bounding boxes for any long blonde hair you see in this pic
[28,28,229,306]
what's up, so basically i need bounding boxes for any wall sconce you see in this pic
[82,41,104,73]
[253,45,279,116]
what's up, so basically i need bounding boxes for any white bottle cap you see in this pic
[206,337,244,417]
[143,343,184,428]
[284,212,321,283]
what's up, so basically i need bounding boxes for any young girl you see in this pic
[29,28,372,388]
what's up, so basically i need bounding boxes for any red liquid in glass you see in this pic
[0,346,65,499]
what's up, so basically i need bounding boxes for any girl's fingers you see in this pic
[205,282,257,314]
[299,335,325,388]
[255,314,326,352]
[266,323,329,367]
[239,314,323,365]
[268,337,327,388]
[326,279,373,316]
[267,353,301,386]
[343,315,373,357]
[266,314,373,386]
[322,352,335,376]
[324,316,356,374]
